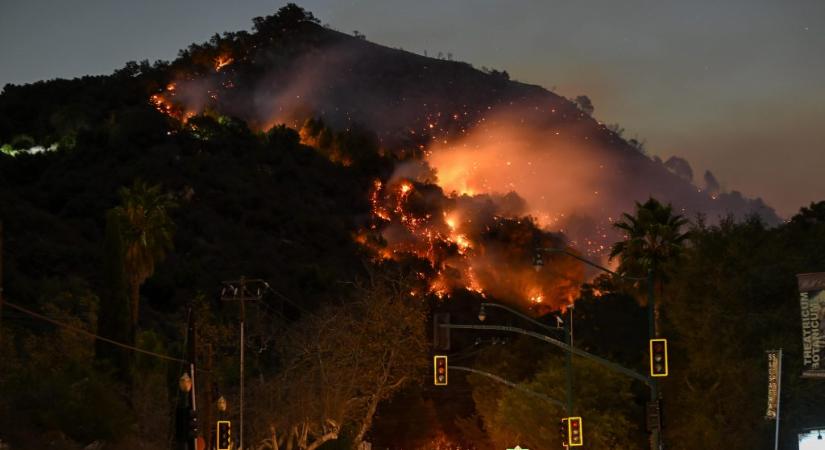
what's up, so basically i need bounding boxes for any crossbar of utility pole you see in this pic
[451,365,565,409]
[442,323,652,386]
[221,277,268,450]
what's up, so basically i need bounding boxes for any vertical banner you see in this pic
[797,273,825,378]
[765,350,780,420]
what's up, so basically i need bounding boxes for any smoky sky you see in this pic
[1,0,823,217]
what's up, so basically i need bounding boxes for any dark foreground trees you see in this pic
[249,273,428,450]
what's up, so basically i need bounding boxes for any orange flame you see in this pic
[215,55,234,72]
[357,177,583,312]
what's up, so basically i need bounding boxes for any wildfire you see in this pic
[149,82,197,122]
[214,55,234,71]
[139,45,606,314]
[419,433,468,450]
[359,176,584,311]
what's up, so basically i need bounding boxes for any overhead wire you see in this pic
[4,299,188,364]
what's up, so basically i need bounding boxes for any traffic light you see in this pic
[434,355,448,386]
[567,416,583,446]
[649,338,669,377]
[433,313,451,351]
[559,417,569,446]
[217,420,231,450]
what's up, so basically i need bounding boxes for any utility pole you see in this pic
[221,277,267,450]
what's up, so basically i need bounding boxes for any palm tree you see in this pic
[609,198,690,334]
[112,180,176,327]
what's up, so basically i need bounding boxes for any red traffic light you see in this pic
[567,417,583,446]
[434,355,448,386]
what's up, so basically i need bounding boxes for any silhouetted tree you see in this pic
[664,156,693,182]
[250,273,427,450]
[574,95,594,115]
[703,170,721,195]
[96,210,133,374]
[112,180,176,328]
[609,198,690,334]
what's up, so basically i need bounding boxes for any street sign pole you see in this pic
[774,349,783,450]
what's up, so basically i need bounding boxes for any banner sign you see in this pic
[797,273,825,378]
[765,350,781,420]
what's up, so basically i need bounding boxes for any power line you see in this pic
[4,300,188,364]
[263,284,312,316]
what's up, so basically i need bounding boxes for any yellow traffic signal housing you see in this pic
[650,338,669,377]
[434,355,448,386]
[567,416,583,446]
[217,420,231,450]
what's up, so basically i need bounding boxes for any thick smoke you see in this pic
[426,112,624,255]
[154,29,778,226]
[148,26,780,309]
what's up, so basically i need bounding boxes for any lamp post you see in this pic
[534,247,662,450]
[178,372,197,450]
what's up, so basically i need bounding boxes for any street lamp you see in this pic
[478,304,487,322]
[177,372,197,450]
[179,373,193,393]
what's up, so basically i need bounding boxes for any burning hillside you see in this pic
[359,176,584,312]
[119,6,778,309]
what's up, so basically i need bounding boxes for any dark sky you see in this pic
[1,0,823,216]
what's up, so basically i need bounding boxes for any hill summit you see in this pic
[0,3,777,309]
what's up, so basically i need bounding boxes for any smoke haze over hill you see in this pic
[152,23,779,250]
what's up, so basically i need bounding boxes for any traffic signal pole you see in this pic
[450,364,566,409]
[477,301,574,417]
[565,306,574,418]
[535,248,664,450]
[647,269,662,450]
[442,323,652,384]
